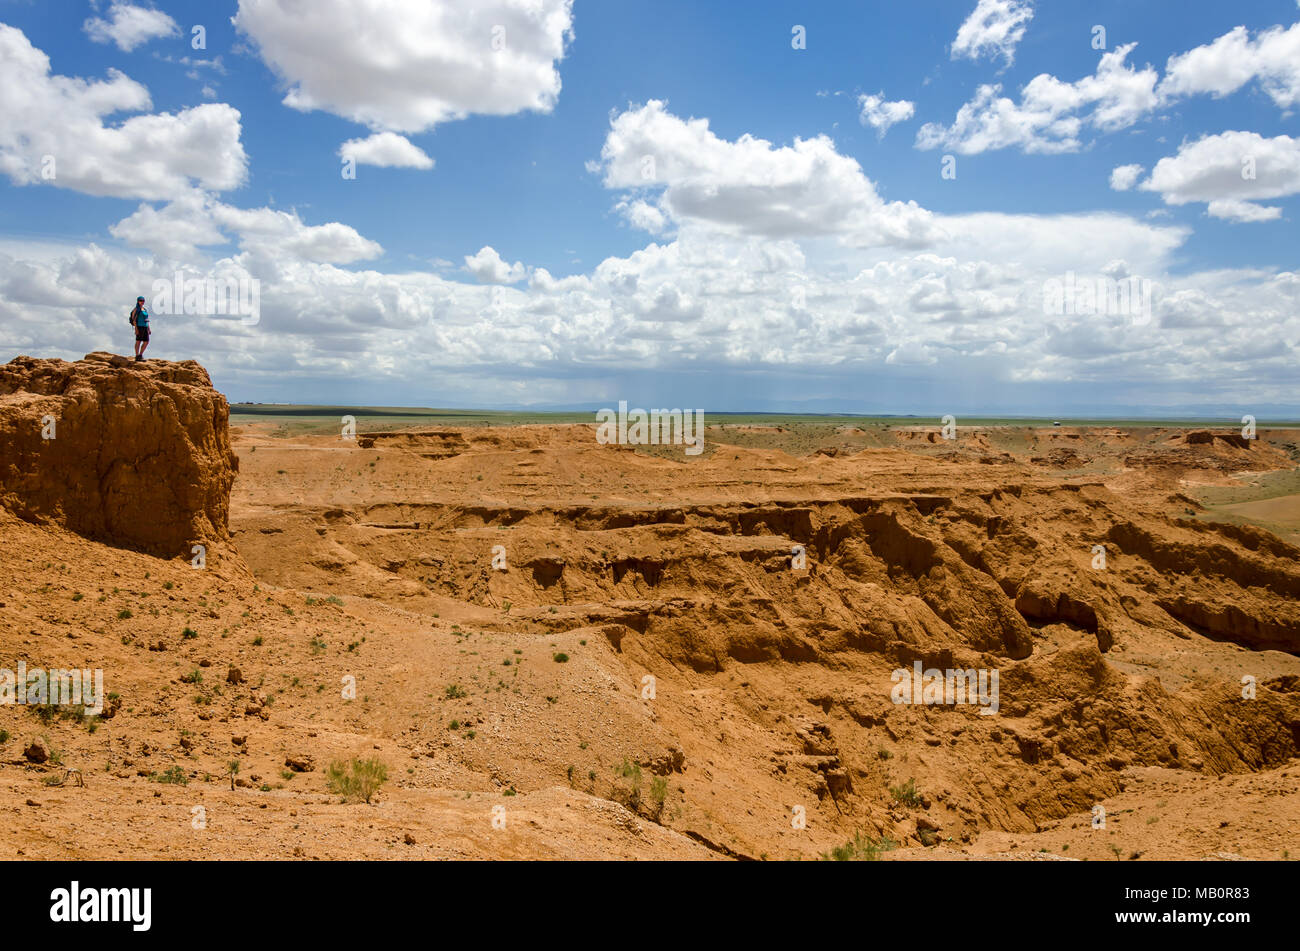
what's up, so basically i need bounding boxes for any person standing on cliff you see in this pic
[129,296,151,361]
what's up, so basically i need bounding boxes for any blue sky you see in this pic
[1,0,1298,414]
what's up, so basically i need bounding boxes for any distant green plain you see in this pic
[230,403,1300,437]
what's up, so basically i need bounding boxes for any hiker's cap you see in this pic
[137,296,145,301]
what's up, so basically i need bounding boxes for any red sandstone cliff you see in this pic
[0,352,237,557]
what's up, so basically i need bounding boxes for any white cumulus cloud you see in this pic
[110,195,385,263]
[1206,199,1282,222]
[596,100,938,248]
[339,132,435,170]
[858,93,916,137]
[1110,164,1144,191]
[951,0,1035,66]
[1159,21,1300,109]
[0,24,246,201]
[1140,131,1300,221]
[464,246,527,284]
[83,2,179,52]
[918,44,1159,155]
[923,15,1300,157]
[233,0,575,133]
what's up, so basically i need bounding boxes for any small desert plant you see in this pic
[552,652,569,663]
[650,775,669,817]
[326,757,388,804]
[444,684,466,699]
[182,627,198,639]
[822,832,896,861]
[152,765,189,786]
[613,758,644,812]
[890,777,922,807]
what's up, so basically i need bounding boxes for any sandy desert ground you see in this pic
[1,354,1298,860]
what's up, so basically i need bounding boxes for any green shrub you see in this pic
[890,778,922,807]
[822,832,896,861]
[325,757,388,804]
[152,765,189,785]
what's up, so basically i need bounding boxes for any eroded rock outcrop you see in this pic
[0,352,237,556]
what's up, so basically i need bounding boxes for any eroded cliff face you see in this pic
[0,352,237,557]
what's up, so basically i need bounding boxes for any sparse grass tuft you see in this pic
[152,765,189,786]
[325,757,388,804]
[890,777,922,807]
[822,832,896,861]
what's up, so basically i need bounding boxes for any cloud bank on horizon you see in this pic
[0,0,1296,415]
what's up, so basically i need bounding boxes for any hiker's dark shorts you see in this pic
[135,326,150,342]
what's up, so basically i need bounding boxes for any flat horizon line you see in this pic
[227,403,1300,426]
